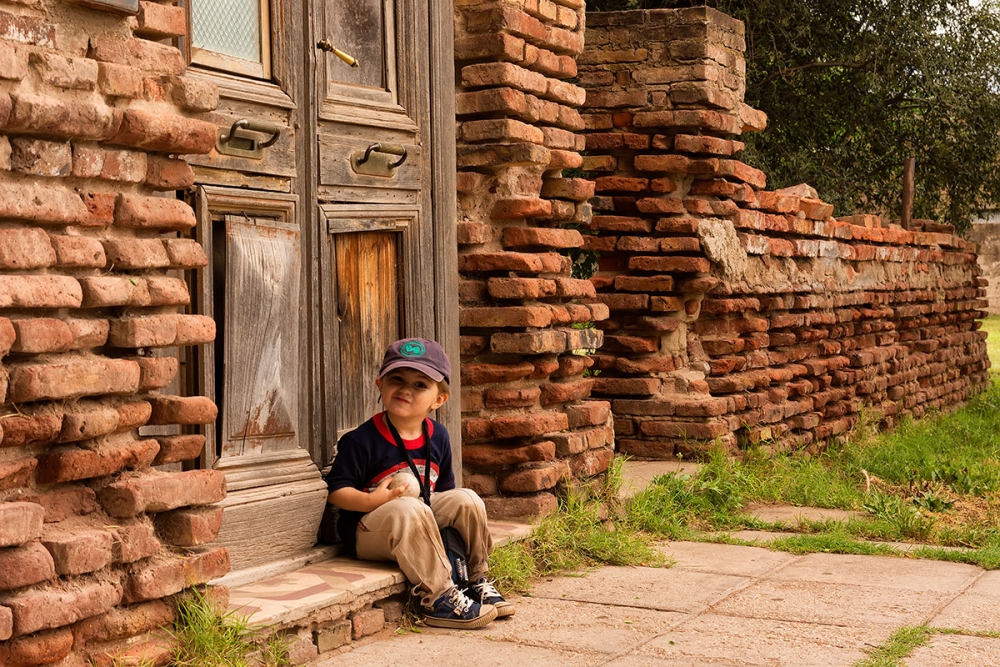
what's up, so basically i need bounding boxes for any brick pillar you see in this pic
[579,7,989,459]
[0,1,226,665]
[455,0,613,519]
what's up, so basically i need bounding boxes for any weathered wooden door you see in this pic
[314,0,443,457]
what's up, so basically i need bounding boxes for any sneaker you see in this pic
[422,586,498,629]
[466,576,515,618]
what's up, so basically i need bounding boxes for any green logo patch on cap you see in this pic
[400,341,426,357]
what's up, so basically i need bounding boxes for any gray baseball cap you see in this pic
[379,338,451,384]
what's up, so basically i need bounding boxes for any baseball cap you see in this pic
[379,338,452,384]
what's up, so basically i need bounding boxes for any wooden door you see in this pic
[314,0,443,462]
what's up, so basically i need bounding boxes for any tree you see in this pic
[588,0,1000,232]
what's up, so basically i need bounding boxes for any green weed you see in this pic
[854,625,932,667]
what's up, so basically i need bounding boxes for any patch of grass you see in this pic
[488,457,668,592]
[767,530,900,557]
[171,587,292,667]
[854,625,932,667]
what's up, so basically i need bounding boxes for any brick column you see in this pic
[455,0,613,519]
[0,1,226,665]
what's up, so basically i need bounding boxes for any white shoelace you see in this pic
[473,579,501,599]
[448,587,475,615]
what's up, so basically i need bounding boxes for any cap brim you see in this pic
[378,360,446,383]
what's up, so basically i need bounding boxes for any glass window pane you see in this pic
[329,0,385,89]
[191,0,262,64]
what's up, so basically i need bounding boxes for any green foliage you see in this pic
[171,588,292,667]
[590,0,1000,230]
[854,626,932,667]
[488,458,667,593]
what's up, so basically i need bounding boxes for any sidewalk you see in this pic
[316,540,1000,666]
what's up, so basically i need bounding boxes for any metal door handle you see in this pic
[357,143,407,169]
[317,40,360,67]
[216,119,281,159]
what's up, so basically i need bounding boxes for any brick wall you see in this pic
[454,0,616,519]
[0,1,226,664]
[579,7,990,458]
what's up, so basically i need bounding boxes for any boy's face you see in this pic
[376,367,448,423]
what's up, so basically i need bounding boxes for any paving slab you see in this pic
[313,631,604,667]
[929,570,1000,632]
[712,579,954,628]
[906,633,1000,666]
[655,540,798,578]
[470,595,686,654]
[619,459,702,499]
[633,613,890,667]
[529,565,748,613]
[769,552,983,593]
[745,503,863,524]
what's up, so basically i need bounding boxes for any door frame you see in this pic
[303,1,461,477]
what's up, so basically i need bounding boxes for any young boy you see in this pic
[325,338,513,629]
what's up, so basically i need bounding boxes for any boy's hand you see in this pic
[369,476,406,509]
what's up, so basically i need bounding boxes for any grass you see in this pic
[488,457,669,593]
[170,588,292,667]
[853,626,932,667]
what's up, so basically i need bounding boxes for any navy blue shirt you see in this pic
[326,412,456,553]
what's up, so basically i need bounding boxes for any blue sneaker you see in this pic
[466,576,515,618]
[422,586,497,629]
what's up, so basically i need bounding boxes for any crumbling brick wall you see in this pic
[454,0,616,519]
[579,7,990,458]
[0,1,226,664]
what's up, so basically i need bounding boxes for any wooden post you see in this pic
[901,157,915,230]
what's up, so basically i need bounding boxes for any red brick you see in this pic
[565,401,611,428]
[163,75,219,112]
[0,627,73,666]
[108,315,176,348]
[2,579,122,636]
[540,378,594,404]
[163,238,208,268]
[136,1,187,38]
[144,276,190,307]
[154,506,223,547]
[0,503,44,547]
[461,361,536,386]
[49,234,105,268]
[7,93,121,141]
[500,461,569,493]
[110,522,160,564]
[115,194,196,231]
[99,469,226,517]
[0,458,36,492]
[147,395,218,426]
[1,412,63,448]
[123,547,229,603]
[0,542,56,590]
[133,356,180,392]
[502,226,582,249]
[460,306,553,328]
[460,61,547,94]
[7,358,140,402]
[173,314,216,344]
[30,52,97,91]
[541,177,595,201]
[570,448,614,477]
[0,605,9,641]
[455,32,526,62]
[152,434,204,465]
[0,181,86,227]
[58,404,120,443]
[9,137,71,176]
[21,488,97,523]
[36,438,159,484]
[145,155,195,190]
[116,401,152,430]
[457,142,550,169]
[491,411,568,438]
[97,62,143,98]
[351,607,385,640]
[110,108,216,154]
[628,256,711,273]
[79,276,151,307]
[491,331,566,354]
[487,277,556,300]
[0,10,54,46]
[483,492,558,519]
[89,36,184,74]
[463,118,545,144]
[10,318,73,353]
[0,41,27,81]
[0,274,82,308]
[41,529,112,576]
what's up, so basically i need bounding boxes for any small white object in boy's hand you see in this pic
[388,471,420,498]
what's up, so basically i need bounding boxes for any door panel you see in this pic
[221,215,301,458]
[334,232,400,436]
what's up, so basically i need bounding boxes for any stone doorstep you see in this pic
[226,520,532,629]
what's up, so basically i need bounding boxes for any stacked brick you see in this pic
[579,7,989,459]
[455,0,614,518]
[0,1,227,665]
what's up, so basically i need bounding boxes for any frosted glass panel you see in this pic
[191,0,262,64]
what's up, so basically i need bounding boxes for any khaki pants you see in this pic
[355,488,493,607]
